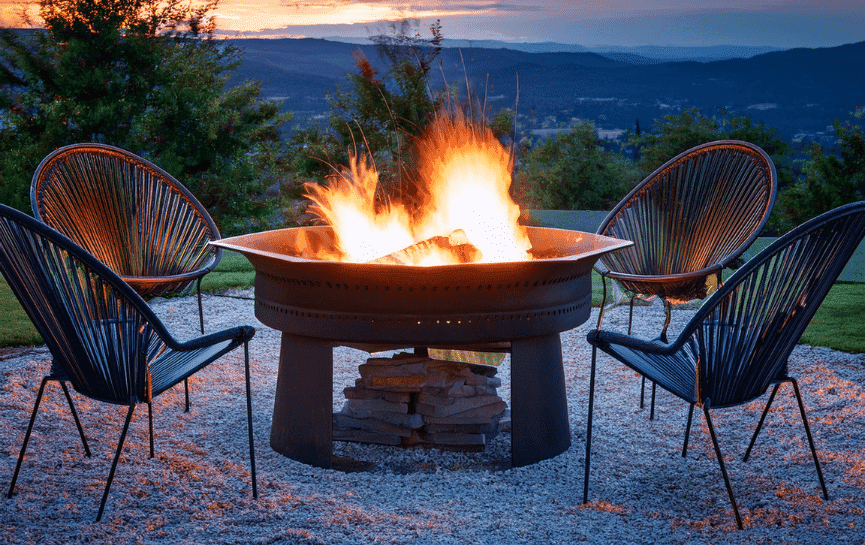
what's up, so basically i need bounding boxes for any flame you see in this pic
[303,114,532,265]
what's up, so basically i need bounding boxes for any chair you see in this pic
[595,140,777,416]
[31,143,223,409]
[584,201,865,528]
[0,204,256,522]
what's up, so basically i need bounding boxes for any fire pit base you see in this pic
[270,333,570,469]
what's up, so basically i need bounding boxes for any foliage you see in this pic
[284,19,461,213]
[0,0,291,234]
[770,109,865,233]
[623,107,795,233]
[626,107,788,175]
[514,121,640,210]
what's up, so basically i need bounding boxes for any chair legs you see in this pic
[8,377,50,499]
[583,343,599,504]
[631,297,659,420]
[7,343,256,520]
[682,402,695,457]
[584,361,744,529]
[184,276,207,414]
[148,402,155,458]
[8,377,92,499]
[244,340,258,498]
[60,380,91,457]
[196,276,205,335]
[744,378,828,500]
[97,405,135,522]
[703,403,744,529]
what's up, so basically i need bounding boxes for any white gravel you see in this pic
[1,290,863,544]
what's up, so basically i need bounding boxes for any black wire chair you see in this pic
[584,201,865,529]
[0,204,257,522]
[31,143,223,410]
[595,140,777,417]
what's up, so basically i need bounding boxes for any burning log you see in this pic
[368,229,483,265]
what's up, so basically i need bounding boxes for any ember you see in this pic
[303,114,533,265]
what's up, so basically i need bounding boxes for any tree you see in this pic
[626,107,720,175]
[286,19,447,210]
[0,0,291,234]
[625,107,798,234]
[773,107,865,233]
[626,107,789,176]
[514,121,640,210]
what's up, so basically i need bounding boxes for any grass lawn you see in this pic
[1,249,863,354]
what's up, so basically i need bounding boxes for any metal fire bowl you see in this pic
[212,226,632,345]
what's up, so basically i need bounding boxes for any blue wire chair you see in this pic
[595,140,777,417]
[31,143,224,411]
[0,204,257,522]
[585,201,865,529]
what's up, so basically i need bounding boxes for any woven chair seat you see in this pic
[597,139,777,303]
[30,143,221,300]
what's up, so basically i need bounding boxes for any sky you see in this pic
[2,0,864,48]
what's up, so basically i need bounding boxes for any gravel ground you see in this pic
[1,290,863,544]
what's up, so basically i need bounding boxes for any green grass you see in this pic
[799,282,865,353]
[200,250,256,292]
[1,249,863,353]
[0,281,41,347]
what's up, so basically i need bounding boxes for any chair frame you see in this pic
[595,140,777,417]
[31,142,222,333]
[31,142,224,410]
[0,205,256,522]
[584,201,865,528]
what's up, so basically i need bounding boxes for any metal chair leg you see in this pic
[60,380,91,457]
[789,378,829,500]
[649,382,657,420]
[96,405,135,522]
[640,375,647,409]
[583,344,599,504]
[703,403,743,529]
[197,276,205,334]
[743,382,781,462]
[660,298,672,343]
[148,402,155,459]
[8,377,50,498]
[645,299,672,420]
[184,277,206,414]
[682,402,695,457]
[184,379,190,413]
[625,296,649,410]
[243,341,258,498]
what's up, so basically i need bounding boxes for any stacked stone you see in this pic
[333,352,508,450]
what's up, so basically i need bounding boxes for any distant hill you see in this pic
[320,36,784,62]
[227,38,865,142]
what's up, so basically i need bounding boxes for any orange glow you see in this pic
[211,1,484,36]
[303,114,532,265]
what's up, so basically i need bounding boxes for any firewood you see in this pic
[367,229,482,265]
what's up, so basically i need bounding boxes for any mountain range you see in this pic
[319,37,786,63]
[227,38,865,143]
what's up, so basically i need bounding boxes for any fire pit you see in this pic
[214,225,631,468]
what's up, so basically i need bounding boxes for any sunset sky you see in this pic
[2,0,864,48]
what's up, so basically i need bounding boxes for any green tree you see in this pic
[627,108,721,174]
[626,107,797,234]
[285,19,447,209]
[0,0,290,234]
[773,108,865,233]
[514,121,640,210]
[627,107,788,176]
